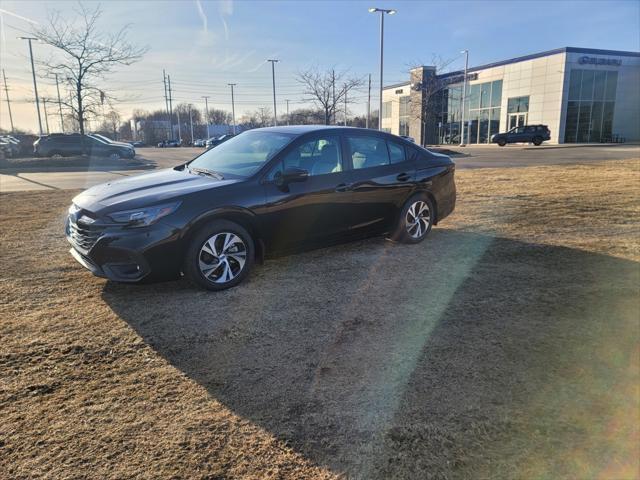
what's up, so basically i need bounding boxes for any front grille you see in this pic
[68,217,103,252]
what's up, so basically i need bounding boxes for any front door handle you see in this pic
[397,172,411,182]
[335,183,352,192]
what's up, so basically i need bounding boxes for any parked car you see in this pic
[400,135,415,143]
[157,139,181,148]
[34,133,135,159]
[193,139,206,147]
[205,134,234,149]
[491,125,551,146]
[12,134,38,156]
[65,126,456,291]
[129,141,146,148]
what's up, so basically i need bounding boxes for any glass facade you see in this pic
[564,69,617,143]
[437,80,502,144]
[382,101,392,119]
[399,96,410,136]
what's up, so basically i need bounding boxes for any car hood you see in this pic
[72,168,240,214]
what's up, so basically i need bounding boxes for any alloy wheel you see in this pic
[406,200,430,239]
[198,232,247,284]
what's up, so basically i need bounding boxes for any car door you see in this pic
[344,134,416,236]
[260,133,354,252]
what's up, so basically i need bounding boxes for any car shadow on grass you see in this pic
[102,229,639,479]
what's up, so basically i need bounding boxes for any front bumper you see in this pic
[65,216,182,283]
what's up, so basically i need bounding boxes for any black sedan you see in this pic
[66,126,456,290]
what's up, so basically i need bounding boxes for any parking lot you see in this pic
[0,144,638,192]
[2,153,638,478]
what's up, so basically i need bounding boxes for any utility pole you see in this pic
[202,96,210,139]
[163,70,170,139]
[167,74,174,139]
[228,83,237,135]
[331,69,335,124]
[42,98,50,134]
[189,106,194,144]
[2,69,14,133]
[177,109,182,143]
[460,49,469,147]
[285,99,290,125]
[366,73,371,129]
[54,73,64,133]
[18,37,43,135]
[344,90,347,126]
[267,59,279,126]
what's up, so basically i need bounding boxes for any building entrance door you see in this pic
[508,113,527,130]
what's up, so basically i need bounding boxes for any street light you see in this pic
[267,59,279,126]
[228,83,237,135]
[18,36,43,135]
[460,49,469,147]
[369,7,396,130]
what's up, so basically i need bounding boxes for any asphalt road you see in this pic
[1,144,637,192]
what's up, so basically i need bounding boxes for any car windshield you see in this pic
[188,130,294,177]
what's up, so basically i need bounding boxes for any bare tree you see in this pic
[296,68,364,125]
[34,3,147,134]
[99,109,121,139]
[206,108,232,125]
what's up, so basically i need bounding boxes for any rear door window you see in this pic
[346,136,390,170]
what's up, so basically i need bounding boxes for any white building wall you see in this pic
[463,52,567,143]
[381,84,410,135]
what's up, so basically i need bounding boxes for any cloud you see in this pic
[194,0,207,33]
[217,0,233,41]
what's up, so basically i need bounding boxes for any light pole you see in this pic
[267,59,279,126]
[189,106,194,144]
[202,96,210,139]
[285,99,290,125]
[228,83,237,134]
[368,7,396,130]
[459,49,469,147]
[18,36,43,135]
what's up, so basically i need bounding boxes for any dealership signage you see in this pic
[578,56,622,66]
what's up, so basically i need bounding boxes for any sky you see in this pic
[1,0,639,133]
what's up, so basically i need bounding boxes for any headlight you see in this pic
[68,203,81,215]
[108,202,181,227]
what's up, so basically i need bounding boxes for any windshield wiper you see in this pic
[189,167,224,180]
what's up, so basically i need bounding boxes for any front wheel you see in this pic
[497,138,507,147]
[392,195,435,244]
[183,220,255,291]
[532,136,543,146]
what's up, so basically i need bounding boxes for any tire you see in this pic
[532,136,543,146]
[108,151,121,161]
[497,138,507,147]
[183,220,255,291]
[50,151,64,159]
[392,194,435,244]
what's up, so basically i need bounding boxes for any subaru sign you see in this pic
[578,56,622,66]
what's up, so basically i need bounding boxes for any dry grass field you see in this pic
[1,159,639,479]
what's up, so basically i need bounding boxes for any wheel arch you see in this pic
[181,207,265,264]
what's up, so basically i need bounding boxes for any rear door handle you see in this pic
[335,183,353,192]
[396,172,411,182]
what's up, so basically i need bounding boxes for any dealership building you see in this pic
[381,47,640,145]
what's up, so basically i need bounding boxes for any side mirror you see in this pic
[274,167,309,187]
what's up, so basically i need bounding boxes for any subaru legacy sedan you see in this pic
[66,126,456,290]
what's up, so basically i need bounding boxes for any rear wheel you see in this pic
[183,220,255,291]
[392,194,435,244]
[50,151,64,159]
[532,136,543,146]
[497,138,507,147]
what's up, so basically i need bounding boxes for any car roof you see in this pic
[252,125,392,136]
